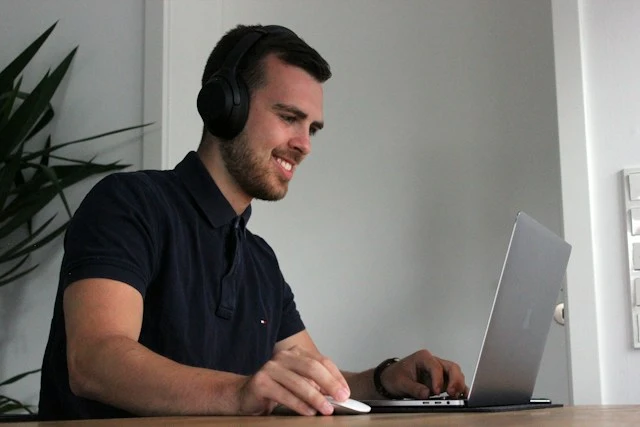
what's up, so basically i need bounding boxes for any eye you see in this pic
[310,127,318,137]
[280,114,297,124]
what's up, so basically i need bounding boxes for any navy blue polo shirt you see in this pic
[38,151,305,420]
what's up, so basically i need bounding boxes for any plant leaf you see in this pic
[5,160,128,207]
[2,90,56,141]
[33,160,72,217]
[47,154,109,165]
[20,122,153,163]
[0,371,40,415]
[0,400,26,414]
[0,77,23,128]
[12,167,32,235]
[0,255,29,277]
[25,105,54,142]
[0,22,57,94]
[0,214,56,262]
[0,264,39,288]
[0,369,41,388]
[0,194,57,240]
[0,395,36,415]
[0,219,68,263]
[1,162,128,224]
[40,134,52,166]
[0,47,77,161]
[0,149,22,211]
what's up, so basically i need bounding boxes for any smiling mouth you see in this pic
[275,156,293,172]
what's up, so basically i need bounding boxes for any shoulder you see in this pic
[80,169,181,212]
[247,231,279,261]
[91,169,170,197]
[69,169,183,243]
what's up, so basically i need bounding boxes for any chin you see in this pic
[250,186,288,202]
[265,189,288,201]
[267,180,290,200]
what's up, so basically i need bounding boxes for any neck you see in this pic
[196,144,251,215]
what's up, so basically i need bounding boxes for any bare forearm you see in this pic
[68,335,245,416]
[342,369,381,400]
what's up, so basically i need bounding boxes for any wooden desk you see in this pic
[10,406,640,426]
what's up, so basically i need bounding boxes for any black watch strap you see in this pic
[373,357,400,399]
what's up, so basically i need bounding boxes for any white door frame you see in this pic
[551,0,602,404]
[142,0,170,170]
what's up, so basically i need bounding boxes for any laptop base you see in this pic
[367,402,563,413]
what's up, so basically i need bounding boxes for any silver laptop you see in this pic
[364,212,572,412]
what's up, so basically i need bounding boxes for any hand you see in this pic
[236,345,350,416]
[380,350,468,399]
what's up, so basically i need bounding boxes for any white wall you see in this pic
[0,0,144,406]
[568,0,640,403]
[1,0,598,411]
[552,0,640,405]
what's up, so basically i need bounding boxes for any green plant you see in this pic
[0,22,149,415]
[0,370,41,415]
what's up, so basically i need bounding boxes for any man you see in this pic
[39,24,467,420]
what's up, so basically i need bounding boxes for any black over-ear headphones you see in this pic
[197,25,297,141]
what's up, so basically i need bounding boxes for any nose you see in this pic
[289,131,311,157]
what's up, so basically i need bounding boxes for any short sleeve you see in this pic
[61,173,162,297]
[276,278,305,341]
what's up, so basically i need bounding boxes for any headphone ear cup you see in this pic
[197,71,250,141]
[225,76,250,140]
[197,74,234,140]
[199,27,297,140]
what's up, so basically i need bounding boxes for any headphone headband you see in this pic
[215,30,266,106]
[197,25,298,140]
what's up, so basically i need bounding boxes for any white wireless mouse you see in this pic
[325,396,371,415]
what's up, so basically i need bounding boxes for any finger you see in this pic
[281,348,350,401]
[410,369,431,398]
[303,377,322,392]
[437,358,467,396]
[378,360,431,399]
[417,355,446,395]
[397,370,430,399]
[254,371,318,416]
[290,355,348,404]
[290,346,350,392]
[266,357,335,415]
[317,356,350,397]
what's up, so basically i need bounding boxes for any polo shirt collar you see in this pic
[174,151,251,229]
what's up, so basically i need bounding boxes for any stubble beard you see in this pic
[219,131,289,201]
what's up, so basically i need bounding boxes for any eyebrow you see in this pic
[273,103,324,132]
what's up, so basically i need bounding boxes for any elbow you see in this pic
[67,367,87,398]
[67,345,96,399]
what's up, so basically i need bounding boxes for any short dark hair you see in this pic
[201,24,331,93]
[199,24,331,144]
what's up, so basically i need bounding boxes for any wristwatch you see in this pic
[373,357,400,399]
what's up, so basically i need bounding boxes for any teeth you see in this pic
[276,157,293,171]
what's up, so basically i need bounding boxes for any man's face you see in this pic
[219,54,324,201]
